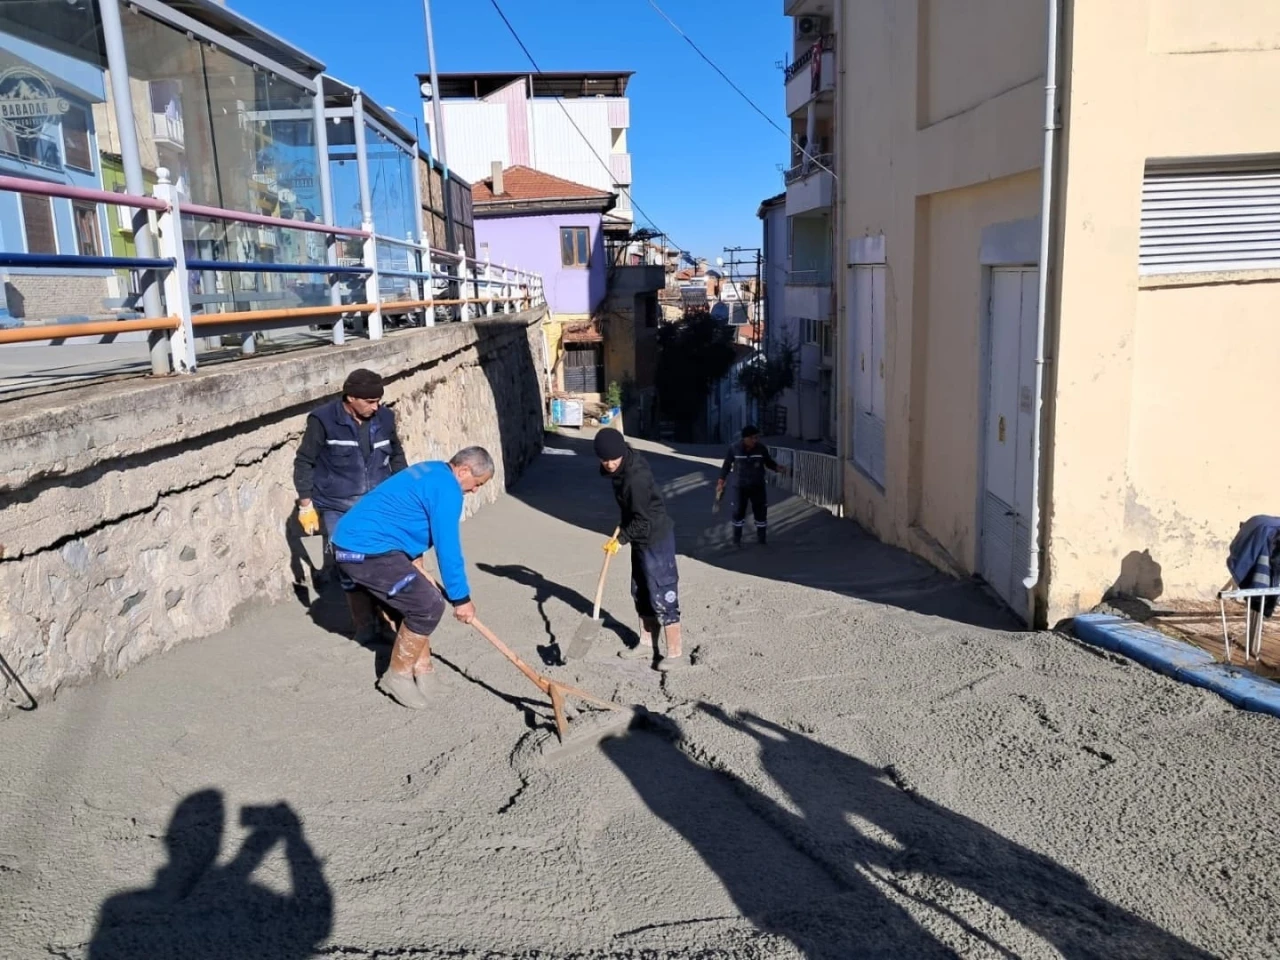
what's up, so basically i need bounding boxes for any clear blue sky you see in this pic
[233,0,791,260]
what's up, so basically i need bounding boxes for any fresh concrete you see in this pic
[0,312,547,712]
[1,436,1276,958]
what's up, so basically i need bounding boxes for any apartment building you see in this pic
[781,3,838,443]
[419,71,634,237]
[824,0,1280,626]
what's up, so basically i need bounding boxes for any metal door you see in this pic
[980,267,1038,615]
[563,345,603,394]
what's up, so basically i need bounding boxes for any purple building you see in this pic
[473,164,617,393]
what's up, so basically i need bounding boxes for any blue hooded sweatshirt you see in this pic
[332,461,471,604]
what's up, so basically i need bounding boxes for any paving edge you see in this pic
[1073,614,1280,719]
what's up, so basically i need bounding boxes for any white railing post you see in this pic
[423,244,435,327]
[152,167,197,373]
[501,260,511,314]
[484,251,494,317]
[458,244,472,322]
[364,224,383,339]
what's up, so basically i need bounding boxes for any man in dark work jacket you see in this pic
[594,429,685,670]
[293,368,407,644]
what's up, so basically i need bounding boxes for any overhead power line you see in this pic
[644,0,837,181]
[486,0,693,259]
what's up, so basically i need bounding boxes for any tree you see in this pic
[655,308,737,437]
[737,341,797,421]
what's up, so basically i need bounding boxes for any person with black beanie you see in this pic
[593,428,686,670]
[293,369,407,644]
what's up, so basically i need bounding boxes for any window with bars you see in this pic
[21,194,56,254]
[560,227,590,268]
[1140,158,1280,275]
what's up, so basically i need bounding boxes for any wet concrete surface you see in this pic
[1,434,1277,958]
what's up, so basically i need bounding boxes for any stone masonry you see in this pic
[0,311,548,715]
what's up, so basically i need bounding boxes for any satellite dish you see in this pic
[420,81,433,98]
[716,256,725,267]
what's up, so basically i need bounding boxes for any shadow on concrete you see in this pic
[603,708,1214,959]
[510,431,1022,632]
[84,790,332,960]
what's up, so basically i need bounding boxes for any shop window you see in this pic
[73,203,102,257]
[62,105,93,172]
[21,194,56,254]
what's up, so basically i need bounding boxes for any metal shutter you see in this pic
[21,194,56,254]
[1140,162,1280,275]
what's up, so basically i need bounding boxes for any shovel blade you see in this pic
[566,616,604,661]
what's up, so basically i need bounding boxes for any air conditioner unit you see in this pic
[796,15,828,40]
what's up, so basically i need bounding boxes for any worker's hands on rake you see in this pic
[454,601,477,625]
[603,537,621,557]
[716,479,726,494]
[296,501,320,536]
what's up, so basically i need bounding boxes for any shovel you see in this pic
[566,526,621,661]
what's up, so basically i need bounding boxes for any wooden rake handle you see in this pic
[592,527,622,620]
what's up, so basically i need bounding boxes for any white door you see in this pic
[980,267,1038,614]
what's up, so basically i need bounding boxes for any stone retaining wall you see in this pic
[0,311,548,715]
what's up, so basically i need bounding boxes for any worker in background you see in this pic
[293,369,407,644]
[717,425,787,547]
[594,429,685,671]
[332,447,494,709]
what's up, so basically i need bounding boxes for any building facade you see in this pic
[473,164,613,395]
[824,0,1280,626]
[421,71,634,236]
[782,2,838,444]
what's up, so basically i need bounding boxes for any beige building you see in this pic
[806,0,1280,626]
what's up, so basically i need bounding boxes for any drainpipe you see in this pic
[1023,0,1063,620]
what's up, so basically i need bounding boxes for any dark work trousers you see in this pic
[320,509,355,591]
[631,528,681,626]
[335,551,446,636]
[732,484,768,541]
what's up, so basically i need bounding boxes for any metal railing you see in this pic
[783,35,836,82]
[768,447,844,516]
[784,153,835,185]
[0,171,546,377]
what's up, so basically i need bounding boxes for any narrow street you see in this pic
[2,435,1276,959]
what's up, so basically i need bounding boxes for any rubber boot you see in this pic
[378,624,430,709]
[658,622,686,672]
[412,637,442,698]
[346,590,381,646]
[732,526,743,548]
[757,527,767,546]
[618,617,658,660]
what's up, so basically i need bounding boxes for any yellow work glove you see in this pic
[603,537,621,557]
[297,503,320,536]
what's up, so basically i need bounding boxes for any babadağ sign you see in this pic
[0,67,69,139]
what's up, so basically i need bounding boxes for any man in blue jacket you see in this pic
[717,425,787,547]
[293,369,406,643]
[332,447,494,709]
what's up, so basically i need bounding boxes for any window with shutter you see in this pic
[63,106,93,173]
[21,194,56,254]
[1141,158,1280,275]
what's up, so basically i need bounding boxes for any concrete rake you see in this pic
[469,617,631,742]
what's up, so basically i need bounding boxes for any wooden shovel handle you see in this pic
[592,527,621,620]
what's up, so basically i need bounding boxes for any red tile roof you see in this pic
[472,166,613,204]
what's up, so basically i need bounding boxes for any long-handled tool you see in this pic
[566,526,621,661]
[469,617,628,741]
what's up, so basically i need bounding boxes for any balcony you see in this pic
[784,273,832,322]
[785,41,835,116]
[784,0,832,15]
[151,112,185,150]
[785,157,834,216]
[609,152,632,186]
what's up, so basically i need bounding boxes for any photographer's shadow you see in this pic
[87,790,332,960]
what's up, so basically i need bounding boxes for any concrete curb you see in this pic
[1074,613,1280,720]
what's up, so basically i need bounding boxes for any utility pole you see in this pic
[421,0,454,250]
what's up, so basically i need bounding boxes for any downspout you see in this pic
[1023,0,1063,620]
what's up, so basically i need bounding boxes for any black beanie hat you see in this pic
[742,424,760,438]
[343,368,384,400]
[593,428,627,460]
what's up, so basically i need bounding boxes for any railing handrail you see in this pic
[372,233,426,252]
[181,202,370,239]
[784,153,835,185]
[0,174,168,211]
[783,35,836,82]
